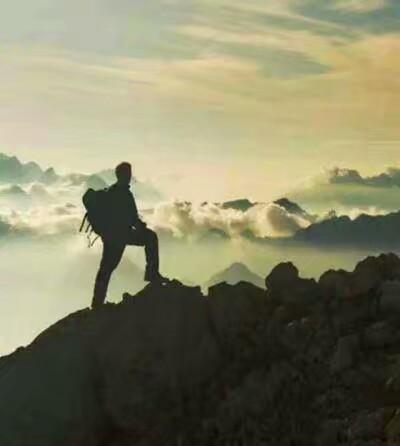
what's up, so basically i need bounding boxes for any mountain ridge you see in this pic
[0,152,164,203]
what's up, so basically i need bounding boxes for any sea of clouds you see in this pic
[2,156,400,242]
[0,190,313,240]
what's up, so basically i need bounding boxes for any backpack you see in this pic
[79,188,112,246]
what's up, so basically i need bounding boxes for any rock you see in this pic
[386,409,400,445]
[380,280,400,313]
[378,253,400,281]
[331,334,359,373]
[208,281,267,346]
[273,305,289,323]
[363,321,400,349]
[347,409,386,441]
[319,269,352,299]
[385,355,400,393]
[3,253,400,445]
[265,262,320,306]
[0,282,221,446]
[318,254,400,304]
[315,419,343,446]
[265,261,299,290]
[351,256,384,296]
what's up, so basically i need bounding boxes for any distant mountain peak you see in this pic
[0,152,45,183]
[225,262,253,273]
[274,197,306,215]
[0,152,164,203]
[221,198,255,211]
[206,261,264,289]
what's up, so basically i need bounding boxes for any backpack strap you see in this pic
[86,228,100,248]
[89,234,100,248]
[79,213,88,233]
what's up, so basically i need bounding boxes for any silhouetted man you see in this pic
[92,162,167,308]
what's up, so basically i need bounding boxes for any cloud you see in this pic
[2,2,400,200]
[0,216,12,236]
[288,166,400,214]
[0,153,165,212]
[147,200,311,239]
[0,203,82,237]
[323,166,400,188]
[0,196,313,242]
[333,0,387,12]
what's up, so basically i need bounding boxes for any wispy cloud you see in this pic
[333,0,387,12]
[1,0,400,200]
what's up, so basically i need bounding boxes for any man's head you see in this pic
[115,162,132,185]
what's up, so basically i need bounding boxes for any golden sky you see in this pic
[1,0,400,200]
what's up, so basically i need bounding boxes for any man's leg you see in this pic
[127,227,160,281]
[92,240,125,308]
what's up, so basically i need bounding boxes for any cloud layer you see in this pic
[2,153,400,242]
[148,200,312,239]
[289,166,400,213]
[0,198,313,241]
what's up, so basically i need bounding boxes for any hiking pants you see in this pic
[92,227,159,308]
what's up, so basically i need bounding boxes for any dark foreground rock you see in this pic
[3,253,400,445]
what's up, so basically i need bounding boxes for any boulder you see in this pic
[319,269,351,299]
[380,280,400,313]
[351,256,384,296]
[319,254,400,303]
[378,253,400,280]
[348,409,386,442]
[265,262,320,306]
[331,334,359,373]
[208,281,267,346]
[315,419,343,446]
[386,409,400,445]
[363,321,400,349]
[265,261,299,291]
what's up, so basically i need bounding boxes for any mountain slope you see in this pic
[3,254,400,444]
[0,282,221,446]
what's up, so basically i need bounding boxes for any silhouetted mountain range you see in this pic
[0,153,163,203]
[0,153,55,184]
[273,197,315,222]
[293,210,400,249]
[3,152,400,248]
[3,254,400,444]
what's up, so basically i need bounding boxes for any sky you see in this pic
[1,0,400,201]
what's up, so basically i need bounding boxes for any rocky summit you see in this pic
[3,254,400,445]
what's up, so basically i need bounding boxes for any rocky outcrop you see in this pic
[0,282,221,446]
[265,261,320,306]
[208,281,267,348]
[3,253,400,445]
